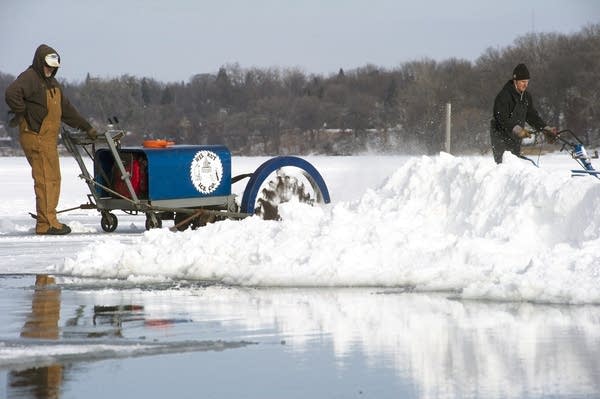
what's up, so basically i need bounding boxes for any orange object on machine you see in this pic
[142,139,175,148]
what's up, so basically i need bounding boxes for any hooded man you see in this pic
[5,44,97,235]
[490,63,557,164]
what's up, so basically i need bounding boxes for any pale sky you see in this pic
[1,0,598,83]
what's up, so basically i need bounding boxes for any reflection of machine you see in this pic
[62,125,331,232]
[93,305,145,328]
[90,304,191,333]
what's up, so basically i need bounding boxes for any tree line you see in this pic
[1,24,598,155]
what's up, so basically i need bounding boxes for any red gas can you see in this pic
[112,153,147,199]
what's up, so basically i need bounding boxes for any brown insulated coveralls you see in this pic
[5,44,92,233]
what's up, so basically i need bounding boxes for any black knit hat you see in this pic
[512,63,530,80]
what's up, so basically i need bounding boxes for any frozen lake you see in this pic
[2,275,600,399]
[1,153,600,398]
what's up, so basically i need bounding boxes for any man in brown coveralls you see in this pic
[5,44,97,235]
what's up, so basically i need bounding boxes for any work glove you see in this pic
[513,125,532,139]
[543,126,558,144]
[86,127,98,140]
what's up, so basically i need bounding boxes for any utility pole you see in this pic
[444,103,451,154]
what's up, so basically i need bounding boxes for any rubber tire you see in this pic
[100,212,118,232]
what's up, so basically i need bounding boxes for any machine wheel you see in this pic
[100,212,118,232]
[145,212,163,230]
[240,156,331,220]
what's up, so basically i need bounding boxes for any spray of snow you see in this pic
[57,153,600,304]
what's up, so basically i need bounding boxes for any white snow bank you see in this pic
[59,153,600,304]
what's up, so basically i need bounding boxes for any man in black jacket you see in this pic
[490,63,557,163]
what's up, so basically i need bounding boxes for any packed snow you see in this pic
[2,151,600,304]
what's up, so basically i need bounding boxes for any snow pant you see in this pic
[490,124,520,164]
[19,88,63,234]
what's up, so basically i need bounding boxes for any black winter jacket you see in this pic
[492,80,546,137]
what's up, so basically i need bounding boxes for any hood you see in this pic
[31,44,60,79]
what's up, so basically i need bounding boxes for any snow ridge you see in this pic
[59,153,600,304]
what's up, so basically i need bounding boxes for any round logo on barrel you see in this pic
[190,150,223,194]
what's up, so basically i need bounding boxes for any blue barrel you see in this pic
[95,145,232,200]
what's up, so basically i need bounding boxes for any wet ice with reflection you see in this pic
[1,275,599,399]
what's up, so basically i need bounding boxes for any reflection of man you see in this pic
[21,275,61,339]
[9,275,63,399]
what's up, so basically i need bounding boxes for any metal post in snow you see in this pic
[445,103,451,154]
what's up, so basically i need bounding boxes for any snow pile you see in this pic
[59,153,600,304]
